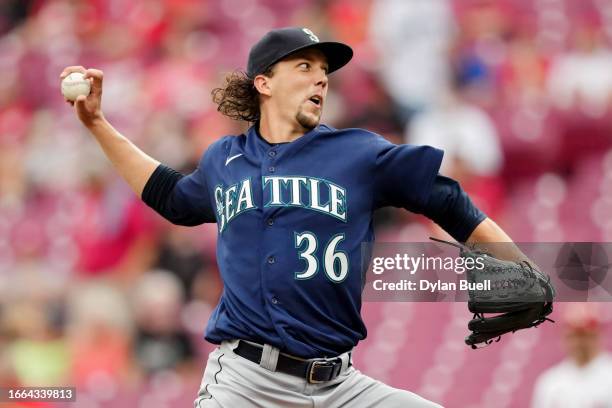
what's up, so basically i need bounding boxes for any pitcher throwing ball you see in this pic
[62,27,534,408]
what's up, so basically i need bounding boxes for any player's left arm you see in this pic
[465,216,530,263]
[423,175,529,263]
[371,136,528,261]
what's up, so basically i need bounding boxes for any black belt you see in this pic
[233,340,349,384]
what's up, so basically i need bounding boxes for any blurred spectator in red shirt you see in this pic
[72,178,157,282]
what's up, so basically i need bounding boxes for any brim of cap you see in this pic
[264,41,353,75]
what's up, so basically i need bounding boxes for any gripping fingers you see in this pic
[74,95,83,110]
[84,69,103,96]
[59,65,86,80]
[74,94,88,113]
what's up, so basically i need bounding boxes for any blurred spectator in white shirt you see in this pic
[547,25,612,118]
[406,79,504,215]
[531,303,612,408]
[369,0,455,120]
[407,93,502,178]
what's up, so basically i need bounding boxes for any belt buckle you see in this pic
[307,359,341,384]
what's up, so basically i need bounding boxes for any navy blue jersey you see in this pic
[169,124,443,358]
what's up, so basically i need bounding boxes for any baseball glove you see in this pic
[430,237,555,348]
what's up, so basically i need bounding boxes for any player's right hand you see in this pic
[60,66,104,127]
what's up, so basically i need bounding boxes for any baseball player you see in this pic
[531,304,612,408]
[61,27,525,408]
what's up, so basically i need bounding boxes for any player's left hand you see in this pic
[432,237,556,348]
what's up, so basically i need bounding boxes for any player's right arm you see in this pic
[61,66,216,226]
[60,66,160,197]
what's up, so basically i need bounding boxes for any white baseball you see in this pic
[61,72,91,101]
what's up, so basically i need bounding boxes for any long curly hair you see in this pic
[211,67,274,123]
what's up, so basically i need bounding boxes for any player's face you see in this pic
[268,49,329,130]
[564,328,599,363]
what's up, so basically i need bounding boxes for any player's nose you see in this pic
[315,72,328,89]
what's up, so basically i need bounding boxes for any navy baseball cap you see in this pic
[247,27,353,78]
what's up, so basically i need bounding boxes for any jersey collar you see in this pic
[246,122,328,158]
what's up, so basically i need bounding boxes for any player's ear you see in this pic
[254,74,272,97]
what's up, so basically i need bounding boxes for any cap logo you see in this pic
[302,28,319,43]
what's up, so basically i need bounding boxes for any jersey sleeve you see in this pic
[142,150,216,226]
[422,175,487,242]
[372,134,444,212]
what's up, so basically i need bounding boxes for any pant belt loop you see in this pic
[259,344,280,371]
[224,339,241,354]
[340,351,350,372]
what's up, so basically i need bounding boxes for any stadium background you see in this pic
[1,0,612,406]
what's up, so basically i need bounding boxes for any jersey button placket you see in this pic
[264,148,279,310]
[267,149,277,174]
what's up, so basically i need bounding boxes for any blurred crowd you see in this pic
[1,0,612,406]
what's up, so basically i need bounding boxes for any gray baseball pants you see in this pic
[194,340,443,408]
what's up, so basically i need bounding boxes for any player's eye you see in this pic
[298,62,310,70]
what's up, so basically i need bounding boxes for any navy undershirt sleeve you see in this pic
[142,164,216,226]
[422,175,487,242]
